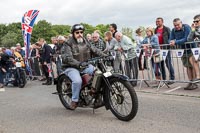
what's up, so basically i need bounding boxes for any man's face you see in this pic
[173,21,183,31]
[105,34,112,41]
[115,35,121,42]
[87,35,92,41]
[38,40,44,46]
[109,26,114,32]
[92,35,99,42]
[74,30,83,39]
[74,30,84,43]
[193,18,200,28]
[16,45,21,50]
[51,39,57,44]
[156,19,163,27]
[58,40,64,44]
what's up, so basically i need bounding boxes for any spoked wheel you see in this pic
[106,78,138,121]
[57,75,73,110]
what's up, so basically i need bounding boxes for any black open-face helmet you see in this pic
[71,24,85,34]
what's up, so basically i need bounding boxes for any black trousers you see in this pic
[42,64,49,79]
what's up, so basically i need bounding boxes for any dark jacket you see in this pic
[40,44,52,64]
[155,26,171,49]
[0,53,10,70]
[52,43,63,55]
[61,37,106,69]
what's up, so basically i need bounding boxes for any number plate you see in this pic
[103,71,112,77]
[16,62,22,67]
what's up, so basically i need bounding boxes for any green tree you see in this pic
[5,22,23,46]
[31,20,54,44]
[51,25,71,36]
[121,27,133,40]
[81,23,95,35]
[0,24,7,46]
[1,32,18,47]
[95,24,109,37]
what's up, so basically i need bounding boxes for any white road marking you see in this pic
[164,86,181,93]
[0,88,5,92]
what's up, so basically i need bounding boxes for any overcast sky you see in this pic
[0,0,199,30]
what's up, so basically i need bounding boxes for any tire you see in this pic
[57,74,73,110]
[105,78,138,121]
[18,69,26,88]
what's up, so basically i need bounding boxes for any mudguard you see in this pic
[108,73,129,81]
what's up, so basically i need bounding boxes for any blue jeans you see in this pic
[154,61,166,80]
[64,65,94,102]
[165,51,175,80]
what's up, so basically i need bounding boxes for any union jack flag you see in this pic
[22,10,39,59]
[22,10,39,77]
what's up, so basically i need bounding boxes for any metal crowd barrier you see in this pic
[27,56,61,81]
[130,41,200,90]
[27,57,42,78]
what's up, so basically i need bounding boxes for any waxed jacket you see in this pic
[61,37,106,69]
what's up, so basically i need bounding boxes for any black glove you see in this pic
[79,62,89,69]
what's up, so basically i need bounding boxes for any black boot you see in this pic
[47,78,52,85]
[42,80,48,85]
[54,78,58,85]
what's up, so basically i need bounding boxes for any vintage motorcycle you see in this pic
[4,57,27,88]
[55,56,138,121]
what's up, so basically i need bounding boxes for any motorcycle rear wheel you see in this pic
[57,75,73,110]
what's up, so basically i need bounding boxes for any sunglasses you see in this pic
[193,20,200,23]
[75,31,83,34]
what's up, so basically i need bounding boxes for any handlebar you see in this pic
[87,56,114,62]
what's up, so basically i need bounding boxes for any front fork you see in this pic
[102,76,120,109]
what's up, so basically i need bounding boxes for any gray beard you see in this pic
[77,38,83,43]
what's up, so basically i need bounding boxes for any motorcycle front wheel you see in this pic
[105,77,138,121]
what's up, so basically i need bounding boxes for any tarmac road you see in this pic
[0,81,200,133]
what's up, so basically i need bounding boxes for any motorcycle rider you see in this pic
[61,24,107,110]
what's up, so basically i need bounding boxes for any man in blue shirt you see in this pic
[170,18,198,90]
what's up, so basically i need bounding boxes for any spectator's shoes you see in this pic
[184,83,198,90]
